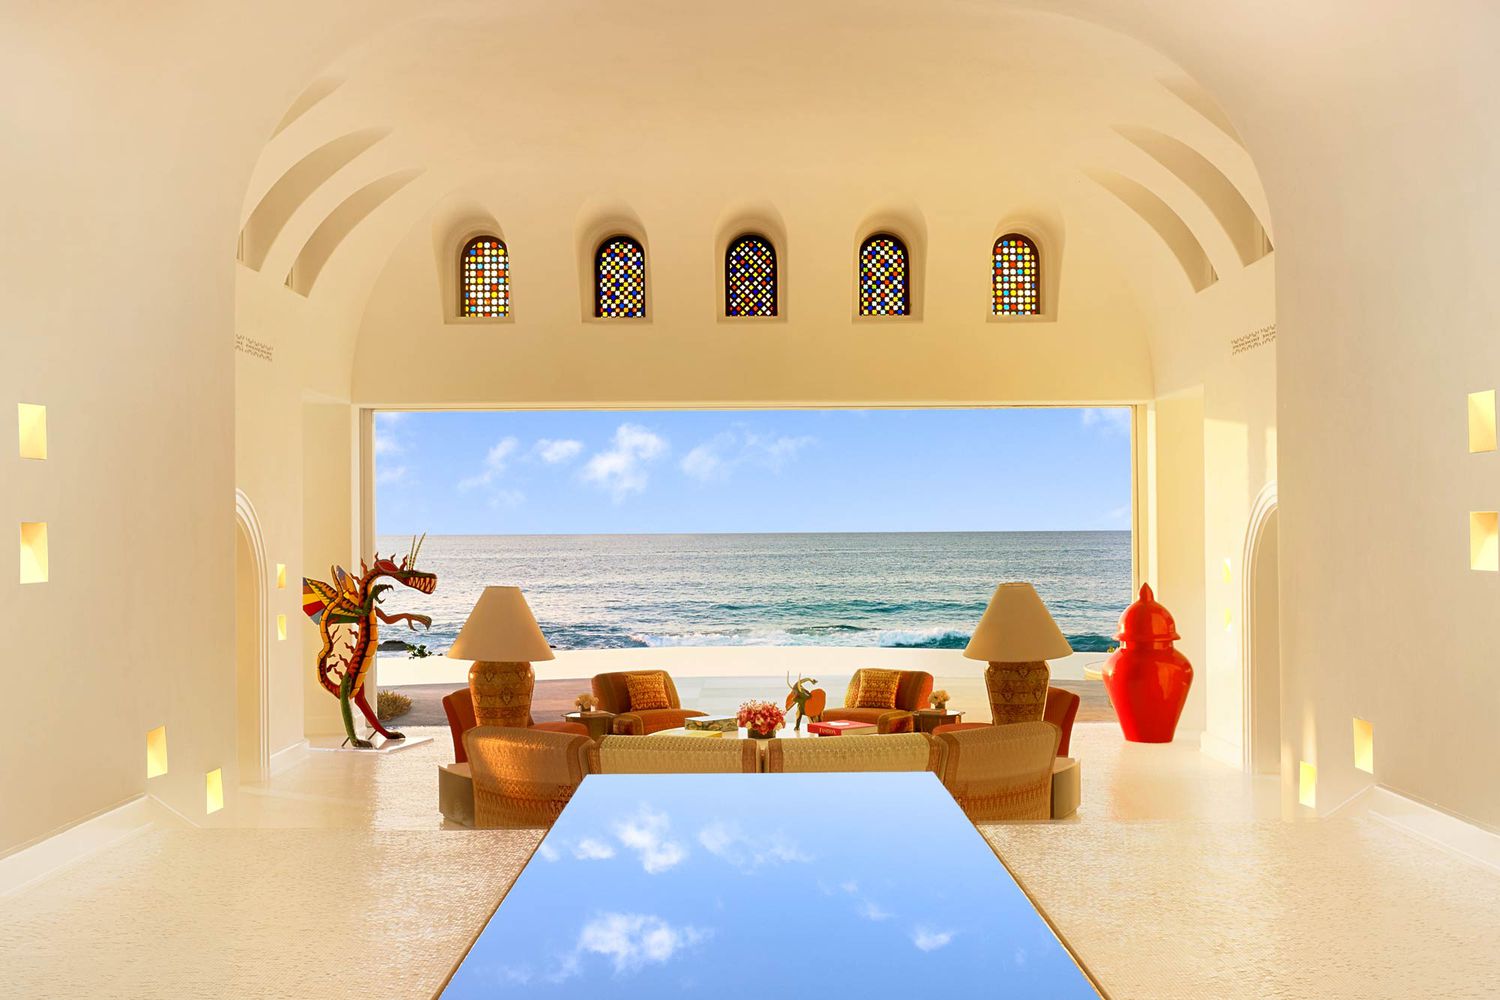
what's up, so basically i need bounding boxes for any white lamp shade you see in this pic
[963,582,1073,663]
[446,586,556,662]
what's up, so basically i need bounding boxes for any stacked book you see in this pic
[807,720,878,737]
[685,715,737,733]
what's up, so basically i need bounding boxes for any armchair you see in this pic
[932,721,1059,821]
[442,687,587,765]
[818,668,933,734]
[933,686,1080,757]
[591,670,707,735]
[463,726,593,828]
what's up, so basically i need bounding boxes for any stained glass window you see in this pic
[460,236,509,317]
[595,235,647,318]
[858,234,909,316]
[992,234,1040,315]
[725,234,777,317]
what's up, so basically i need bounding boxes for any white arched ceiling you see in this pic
[230,1,1275,406]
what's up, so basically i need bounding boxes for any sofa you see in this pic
[765,732,939,773]
[589,734,759,774]
[591,670,707,735]
[818,668,933,734]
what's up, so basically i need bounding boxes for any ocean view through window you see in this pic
[373,408,1133,654]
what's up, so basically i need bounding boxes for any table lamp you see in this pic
[447,586,555,728]
[964,582,1073,724]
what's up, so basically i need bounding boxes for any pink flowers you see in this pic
[737,699,786,735]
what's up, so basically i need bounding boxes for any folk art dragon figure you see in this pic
[302,535,437,748]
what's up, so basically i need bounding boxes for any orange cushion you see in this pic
[854,669,900,709]
[625,672,671,711]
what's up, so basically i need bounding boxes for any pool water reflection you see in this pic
[442,772,1100,998]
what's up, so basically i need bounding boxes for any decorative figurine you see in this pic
[1101,583,1193,743]
[302,535,436,748]
[784,673,825,731]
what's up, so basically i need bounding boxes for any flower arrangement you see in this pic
[575,692,598,712]
[737,699,786,738]
[929,690,951,711]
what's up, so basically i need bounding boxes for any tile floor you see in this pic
[3,722,1498,998]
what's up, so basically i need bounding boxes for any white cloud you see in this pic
[373,412,406,456]
[858,900,892,922]
[535,438,584,464]
[697,821,809,871]
[912,927,955,952]
[614,807,686,874]
[460,436,520,491]
[575,913,707,975]
[680,428,814,483]
[376,464,408,485]
[581,424,668,501]
[1080,407,1131,435]
[536,843,560,862]
[573,837,616,861]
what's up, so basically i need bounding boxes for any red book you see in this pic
[807,720,878,736]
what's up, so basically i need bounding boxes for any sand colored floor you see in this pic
[3,724,1499,998]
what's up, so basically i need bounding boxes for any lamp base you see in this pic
[985,660,1050,724]
[469,660,534,728]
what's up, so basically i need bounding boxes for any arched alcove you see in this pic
[234,489,271,784]
[1242,482,1280,776]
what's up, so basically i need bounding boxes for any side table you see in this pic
[565,710,616,740]
[913,708,963,733]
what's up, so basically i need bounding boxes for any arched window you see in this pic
[858,233,909,316]
[725,234,778,317]
[992,234,1040,315]
[459,235,509,317]
[594,235,647,318]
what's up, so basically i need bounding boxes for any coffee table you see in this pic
[440,772,1102,997]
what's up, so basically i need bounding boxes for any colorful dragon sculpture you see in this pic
[302,535,437,748]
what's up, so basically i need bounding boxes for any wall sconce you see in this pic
[20,521,48,584]
[205,769,224,814]
[146,726,168,778]
[1298,761,1317,808]
[1469,390,1496,453]
[277,614,287,641]
[276,563,287,589]
[1470,512,1498,571]
[1353,718,1374,774]
[18,403,47,460]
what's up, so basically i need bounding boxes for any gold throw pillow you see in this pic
[854,669,901,709]
[625,672,671,711]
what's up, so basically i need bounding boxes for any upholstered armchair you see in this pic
[442,687,587,764]
[588,734,759,774]
[591,670,707,735]
[765,733,941,773]
[463,726,593,828]
[818,668,933,734]
[932,721,1059,822]
[933,685,1080,757]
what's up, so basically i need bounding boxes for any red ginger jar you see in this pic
[1102,583,1193,743]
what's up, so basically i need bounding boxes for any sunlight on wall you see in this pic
[146,726,168,779]
[1469,391,1496,453]
[205,769,224,814]
[1469,512,1498,571]
[1353,717,1374,774]
[276,563,287,589]
[276,614,287,641]
[1298,760,1317,808]
[18,403,47,460]
[20,522,48,584]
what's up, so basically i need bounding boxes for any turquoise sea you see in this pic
[372,531,1131,654]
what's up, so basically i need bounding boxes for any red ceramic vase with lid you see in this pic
[1101,583,1193,743]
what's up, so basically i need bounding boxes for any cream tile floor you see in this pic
[3,723,1499,998]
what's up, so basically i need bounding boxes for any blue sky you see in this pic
[374,408,1132,535]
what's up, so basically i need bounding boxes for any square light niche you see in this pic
[277,614,287,641]
[18,403,47,460]
[1298,761,1317,808]
[20,521,48,584]
[1469,390,1496,453]
[276,563,287,589]
[1353,717,1374,774]
[1470,512,1499,571]
[205,768,224,814]
[146,725,168,778]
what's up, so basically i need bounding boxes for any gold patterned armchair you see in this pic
[932,721,1059,822]
[765,733,941,773]
[591,670,707,735]
[588,734,759,774]
[463,726,593,828]
[818,668,933,734]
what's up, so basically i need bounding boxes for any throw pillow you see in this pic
[854,669,901,709]
[625,672,671,711]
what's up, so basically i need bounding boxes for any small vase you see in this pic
[932,702,947,712]
[747,728,775,740]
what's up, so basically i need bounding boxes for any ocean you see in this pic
[370,531,1131,654]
